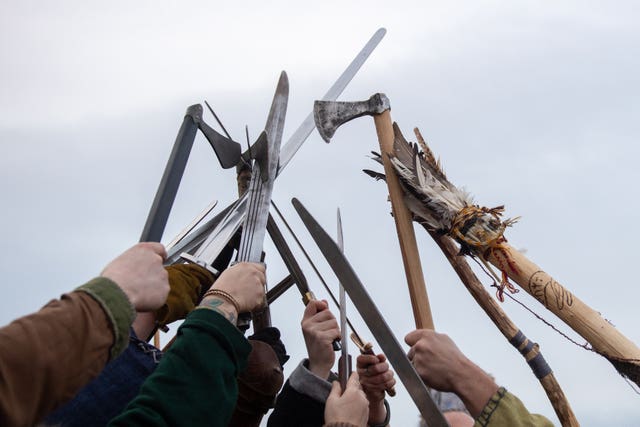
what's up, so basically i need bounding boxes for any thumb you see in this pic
[303,298,327,319]
[329,380,342,397]
[347,371,361,390]
[404,329,423,346]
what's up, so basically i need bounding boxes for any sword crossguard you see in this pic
[179,253,220,277]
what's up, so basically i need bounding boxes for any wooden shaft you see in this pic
[153,331,160,348]
[489,244,640,365]
[428,228,578,426]
[374,112,434,330]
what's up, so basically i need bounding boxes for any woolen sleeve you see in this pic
[0,276,135,427]
[109,308,252,427]
[474,387,555,427]
[268,359,336,427]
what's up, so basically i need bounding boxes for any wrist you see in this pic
[308,360,332,380]
[452,360,499,418]
[197,295,238,325]
[368,399,390,427]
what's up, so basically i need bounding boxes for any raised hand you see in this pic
[405,329,498,418]
[324,371,369,427]
[357,353,395,425]
[301,299,340,379]
[212,262,266,312]
[101,242,169,312]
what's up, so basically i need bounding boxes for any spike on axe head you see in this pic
[188,104,242,169]
[313,93,390,143]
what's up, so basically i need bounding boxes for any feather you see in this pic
[365,124,518,254]
[362,169,386,181]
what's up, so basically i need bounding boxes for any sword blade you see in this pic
[237,71,288,262]
[165,199,218,252]
[292,198,447,427]
[167,28,385,265]
[278,28,386,173]
[336,208,350,391]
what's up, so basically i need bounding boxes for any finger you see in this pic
[250,261,266,274]
[407,346,415,361]
[318,299,329,311]
[255,269,266,286]
[311,309,337,324]
[368,361,390,376]
[142,241,168,260]
[356,354,379,368]
[316,329,341,344]
[404,329,424,346]
[302,299,321,320]
[362,369,392,385]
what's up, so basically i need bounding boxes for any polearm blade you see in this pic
[140,105,201,242]
[168,28,386,265]
[235,71,288,329]
[140,105,240,243]
[291,198,447,427]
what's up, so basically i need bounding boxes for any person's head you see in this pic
[419,390,474,427]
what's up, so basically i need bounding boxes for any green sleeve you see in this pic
[474,387,555,427]
[75,276,136,359]
[109,308,252,427]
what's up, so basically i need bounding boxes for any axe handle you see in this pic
[373,111,435,330]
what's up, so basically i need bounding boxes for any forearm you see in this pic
[0,277,134,427]
[268,360,334,427]
[367,399,389,426]
[451,360,499,419]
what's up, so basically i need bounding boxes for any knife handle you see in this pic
[350,333,396,397]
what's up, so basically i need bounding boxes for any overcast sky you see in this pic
[1,1,639,426]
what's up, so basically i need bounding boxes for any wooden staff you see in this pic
[488,245,640,374]
[426,227,578,426]
[381,124,640,386]
[374,111,435,329]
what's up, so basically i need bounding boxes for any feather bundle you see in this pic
[369,123,519,256]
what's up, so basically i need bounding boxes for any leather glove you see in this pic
[154,263,215,326]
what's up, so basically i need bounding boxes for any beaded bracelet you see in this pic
[368,399,391,427]
[202,289,241,313]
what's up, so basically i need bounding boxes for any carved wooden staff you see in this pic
[314,94,435,329]
[427,229,578,426]
[375,124,640,387]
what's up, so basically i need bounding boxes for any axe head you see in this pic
[313,93,390,143]
[193,105,242,169]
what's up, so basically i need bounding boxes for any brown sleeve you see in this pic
[0,291,116,427]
